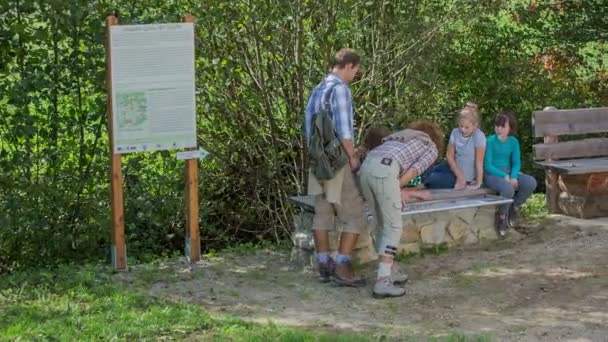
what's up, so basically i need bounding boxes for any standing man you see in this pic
[304,48,366,287]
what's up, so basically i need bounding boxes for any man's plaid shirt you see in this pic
[304,74,354,144]
[367,138,438,176]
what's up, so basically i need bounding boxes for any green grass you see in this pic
[395,251,419,264]
[0,257,498,341]
[520,193,548,222]
[450,272,477,289]
[206,240,291,257]
[395,243,449,264]
[421,242,450,256]
[0,264,369,341]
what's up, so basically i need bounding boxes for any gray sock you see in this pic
[377,262,392,279]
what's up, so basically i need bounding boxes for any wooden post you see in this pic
[183,14,201,262]
[542,106,561,214]
[106,15,127,271]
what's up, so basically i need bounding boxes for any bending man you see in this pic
[359,120,443,298]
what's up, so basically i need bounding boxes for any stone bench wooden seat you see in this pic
[289,188,512,264]
[533,107,608,218]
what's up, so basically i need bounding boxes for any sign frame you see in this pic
[105,14,201,271]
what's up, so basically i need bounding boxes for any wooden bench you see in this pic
[533,107,608,218]
[289,188,512,264]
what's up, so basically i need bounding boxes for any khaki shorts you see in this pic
[312,168,366,234]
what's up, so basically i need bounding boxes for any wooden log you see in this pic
[557,192,608,219]
[558,173,591,196]
[557,192,585,218]
[587,173,608,195]
[560,172,608,196]
[544,135,561,214]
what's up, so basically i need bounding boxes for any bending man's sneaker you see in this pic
[391,262,409,285]
[332,261,366,287]
[318,258,335,283]
[373,276,406,299]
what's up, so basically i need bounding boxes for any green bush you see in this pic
[1,0,606,271]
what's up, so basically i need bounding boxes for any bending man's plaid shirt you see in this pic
[367,139,438,177]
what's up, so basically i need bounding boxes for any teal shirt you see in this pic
[484,134,521,179]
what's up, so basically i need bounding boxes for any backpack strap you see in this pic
[322,82,339,112]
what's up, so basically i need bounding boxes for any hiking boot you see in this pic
[495,214,508,239]
[373,276,406,299]
[508,205,520,229]
[332,261,366,287]
[318,258,335,283]
[391,262,409,285]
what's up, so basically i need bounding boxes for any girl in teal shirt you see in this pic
[484,112,537,237]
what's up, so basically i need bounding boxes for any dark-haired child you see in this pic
[484,112,537,237]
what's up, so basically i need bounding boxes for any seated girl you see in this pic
[423,102,486,189]
[484,112,537,237]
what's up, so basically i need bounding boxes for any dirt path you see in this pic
[117,215,608,341]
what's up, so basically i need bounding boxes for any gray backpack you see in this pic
[308,83,349,180]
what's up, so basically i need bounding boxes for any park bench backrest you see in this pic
[533,107,608,161]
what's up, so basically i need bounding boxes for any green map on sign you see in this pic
[116,91,147,130]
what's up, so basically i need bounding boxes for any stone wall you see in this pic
[291,206,499,265]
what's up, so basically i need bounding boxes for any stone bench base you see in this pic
[292,205,499,265]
